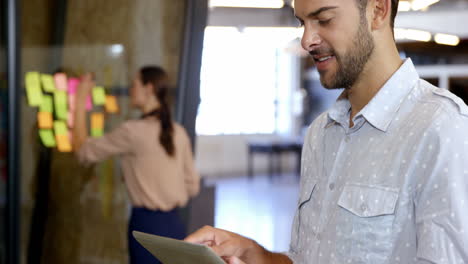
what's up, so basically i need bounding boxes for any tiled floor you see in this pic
[207,174,300,252]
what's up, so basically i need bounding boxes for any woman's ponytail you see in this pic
[140,66,175,157]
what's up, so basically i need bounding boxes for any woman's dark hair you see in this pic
[140,66,175,156]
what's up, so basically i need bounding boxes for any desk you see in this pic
[247,139,303,179]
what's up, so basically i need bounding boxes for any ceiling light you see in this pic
[434,33,460,46]
[411,0,440,11]
[394,28,407,40]
[405,29,432,42]
[398,1,412,12]
[209,0,285,8]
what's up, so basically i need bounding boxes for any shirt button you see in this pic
[360,203,368,212]
[329,183,335,190]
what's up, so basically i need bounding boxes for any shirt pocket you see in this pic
[291,180,317,253]
[337,183,399,217]
[335,183,400,262]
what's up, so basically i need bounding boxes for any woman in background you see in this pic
[73,66,200,264]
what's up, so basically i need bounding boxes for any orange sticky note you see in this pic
[56,134,72,152]
[91,113,104,130]
[105,95,118,113]
[38,112,53,129]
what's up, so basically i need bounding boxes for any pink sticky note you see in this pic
[54,73,68,91]
[68,78,80,94]
[86,95,92,111]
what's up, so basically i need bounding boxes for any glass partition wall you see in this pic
[3,1,196,263]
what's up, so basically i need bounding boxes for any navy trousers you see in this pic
[128,207,186,264]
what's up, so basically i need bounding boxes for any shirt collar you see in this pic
[326,58,419,131]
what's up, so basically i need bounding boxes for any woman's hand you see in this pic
[77,73,95,99]
[73,72,94,152]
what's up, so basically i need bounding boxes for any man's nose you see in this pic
[301,28,322,52]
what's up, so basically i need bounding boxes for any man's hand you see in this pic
[184,226,292,264]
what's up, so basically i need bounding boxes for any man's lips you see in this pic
[312,54,334,63]
[312,54,336,71]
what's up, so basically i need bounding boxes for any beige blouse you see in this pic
[77,118,200,211]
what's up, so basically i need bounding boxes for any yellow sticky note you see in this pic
[53,120,68,135]
[25,72,43,106]
[92,86,106,106]
[105,95,119,113]
[39,95,53,113]
[54,91,68,121]
[91,113,104,130]
[41,74,56,92]
[56,134,72,152]
[54,73,67,91]
[39,129,56,147]
[38,112,53,129]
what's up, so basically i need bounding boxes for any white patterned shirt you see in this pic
[288,59,468,263]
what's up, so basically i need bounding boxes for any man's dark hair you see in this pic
[357,0,399,29]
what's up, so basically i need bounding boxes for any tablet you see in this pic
[132,231,226,264]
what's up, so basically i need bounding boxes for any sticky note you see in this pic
[54,91,68,121]
[105,95,119,113]
[39,129,56,147]
[56,134,72,152]
[68,78,80,95]
[91,113,104,130]
[38,112,53,129]
[92,86,106,105]
[25,72,43,106]
[53,120,68,135]
[39,95,53,113]
[91,128,104,138]
[54,73,68,91]
[41,74,56,92]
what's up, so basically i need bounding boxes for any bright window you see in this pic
[196,26,301,135]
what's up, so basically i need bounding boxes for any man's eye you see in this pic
[319,19,332,25]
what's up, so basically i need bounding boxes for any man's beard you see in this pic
[314,17,375,89]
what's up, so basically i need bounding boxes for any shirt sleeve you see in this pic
[181,128,200,197]
[414,115,468,263]
[76,121,134,165]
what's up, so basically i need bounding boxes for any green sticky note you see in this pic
[40,95,54,113]
[91,128,104,138]
[92,86,106,106]
[25,72,43,106]
[54,91,68,121]
[39,129,56,147]
[41,74,56,92]
[54,121,68,135]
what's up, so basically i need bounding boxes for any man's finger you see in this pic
[228,256,247,264]
[184,225,217,244]
[210,240,244,259]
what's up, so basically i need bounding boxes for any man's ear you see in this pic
[369,0,391,31]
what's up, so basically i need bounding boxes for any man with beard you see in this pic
[185,0,468,263]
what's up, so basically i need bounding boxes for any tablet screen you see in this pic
[132,231,226,264]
